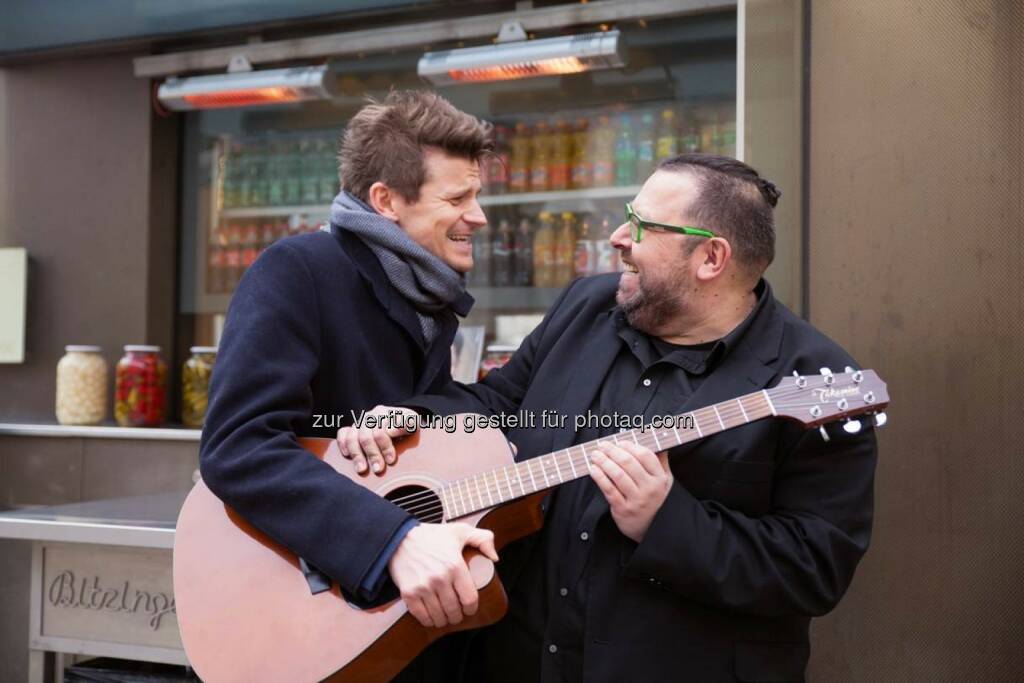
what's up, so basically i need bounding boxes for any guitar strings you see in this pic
[388,384,871,517]
[381,379,875,516]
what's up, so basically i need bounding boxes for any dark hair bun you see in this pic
[758,179,781,208]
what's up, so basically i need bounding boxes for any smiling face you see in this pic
[386,147,487,273]
[610,169,706,333]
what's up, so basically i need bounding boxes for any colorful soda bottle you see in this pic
[554,212,578,286]
[532,212,557,287]
[529,122,551,192]
[469,220,493,287]
[514,217,534,286]
[614,114,637,186]
[492,217,516,287]
[487,125,510,195]
[591,116,616,187]
[570,118,592,189]
[635,111,656,181]
[509,122,531,193]
[549,120,571,191]
[655,108,679,162]
[574,214,597,278]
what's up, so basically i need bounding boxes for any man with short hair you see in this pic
[341,154,878,681]
[200,90,499,679]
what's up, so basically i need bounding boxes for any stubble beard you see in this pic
[617,267,690,335]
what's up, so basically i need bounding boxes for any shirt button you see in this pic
[580,531,589,541]
[642,378,652,387]
[559,587,568,597]
[549,644,558,654]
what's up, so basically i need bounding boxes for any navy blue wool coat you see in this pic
[199,226,460,598]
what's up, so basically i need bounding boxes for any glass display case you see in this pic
[179,10,737,353]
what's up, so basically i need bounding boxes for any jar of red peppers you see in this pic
[479,344,517,380]
[115,345,167,427]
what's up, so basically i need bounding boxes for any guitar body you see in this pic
[174,421,544,682]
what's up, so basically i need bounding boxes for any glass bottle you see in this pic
[549,120,571,191]
[508,122,532,193]
[469,220,493,287]
[593,212,619,274]
[574,214,597,278]
[532,212,557,287]
[56,346,108,425]
[570,118,592,189]
[656,108,679,162]
[529,122,551,192]
[115,345,167,428]
[182,346,217,428]
[487,125,510,195]
[591,116,616,187]
[513,216,534,287]
[635,111,657,181]
[554,212,578,286]
[492,217,516,287]
[614,114,637,186]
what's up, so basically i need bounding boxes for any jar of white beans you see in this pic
[55,345,108,425]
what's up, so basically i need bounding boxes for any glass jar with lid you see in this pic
[479,344,518,380]
[55,345,108,425]
[114,345,167,427]
[182,346,217,428]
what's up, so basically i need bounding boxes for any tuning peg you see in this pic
[872,412,888,428]
[819,425,830,442]
[844,366,855,373]
[792,370,807,388]
[843,419,863,434]
[820,366,835,385]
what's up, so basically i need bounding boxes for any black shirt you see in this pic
[505,281,768,683]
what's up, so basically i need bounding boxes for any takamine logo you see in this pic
[813,386,860,402]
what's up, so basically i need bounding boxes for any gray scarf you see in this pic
[330,191,473,344]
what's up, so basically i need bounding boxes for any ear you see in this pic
[694,237,732,282]
[367,181,402,222]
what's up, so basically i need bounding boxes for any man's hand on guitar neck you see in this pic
[336,405,419,474]
[389,523,499,628]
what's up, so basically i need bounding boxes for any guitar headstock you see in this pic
[768,367,889,431]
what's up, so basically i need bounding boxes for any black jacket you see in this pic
[199,226,459,599]
[407,274,878,683]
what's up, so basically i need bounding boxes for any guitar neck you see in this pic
[440,389,777,521]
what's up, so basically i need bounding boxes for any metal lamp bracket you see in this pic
[227,55,254,73]
[496,20,529,44]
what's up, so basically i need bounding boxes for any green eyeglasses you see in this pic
[625,202,715,242]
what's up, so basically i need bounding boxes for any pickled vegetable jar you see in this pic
[115,345,167,427]
[479,344,517,380]
[55,345,108,425]
[182,346,217,428]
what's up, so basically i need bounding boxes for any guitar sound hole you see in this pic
[385,485,444,524]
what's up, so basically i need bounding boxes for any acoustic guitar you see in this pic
[174,368,888,681]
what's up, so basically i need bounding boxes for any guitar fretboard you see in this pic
[439,389,777,520]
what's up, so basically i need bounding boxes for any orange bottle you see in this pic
[529,122,551,192]
[591,116,616,187]
[508,122,531,193]
[532,212,556,287]
[570,118,592,189]
[554,212,578,286]
[549,120,571,191]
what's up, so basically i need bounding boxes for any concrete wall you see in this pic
[0,53,176,422]
[806,1,1023,680]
